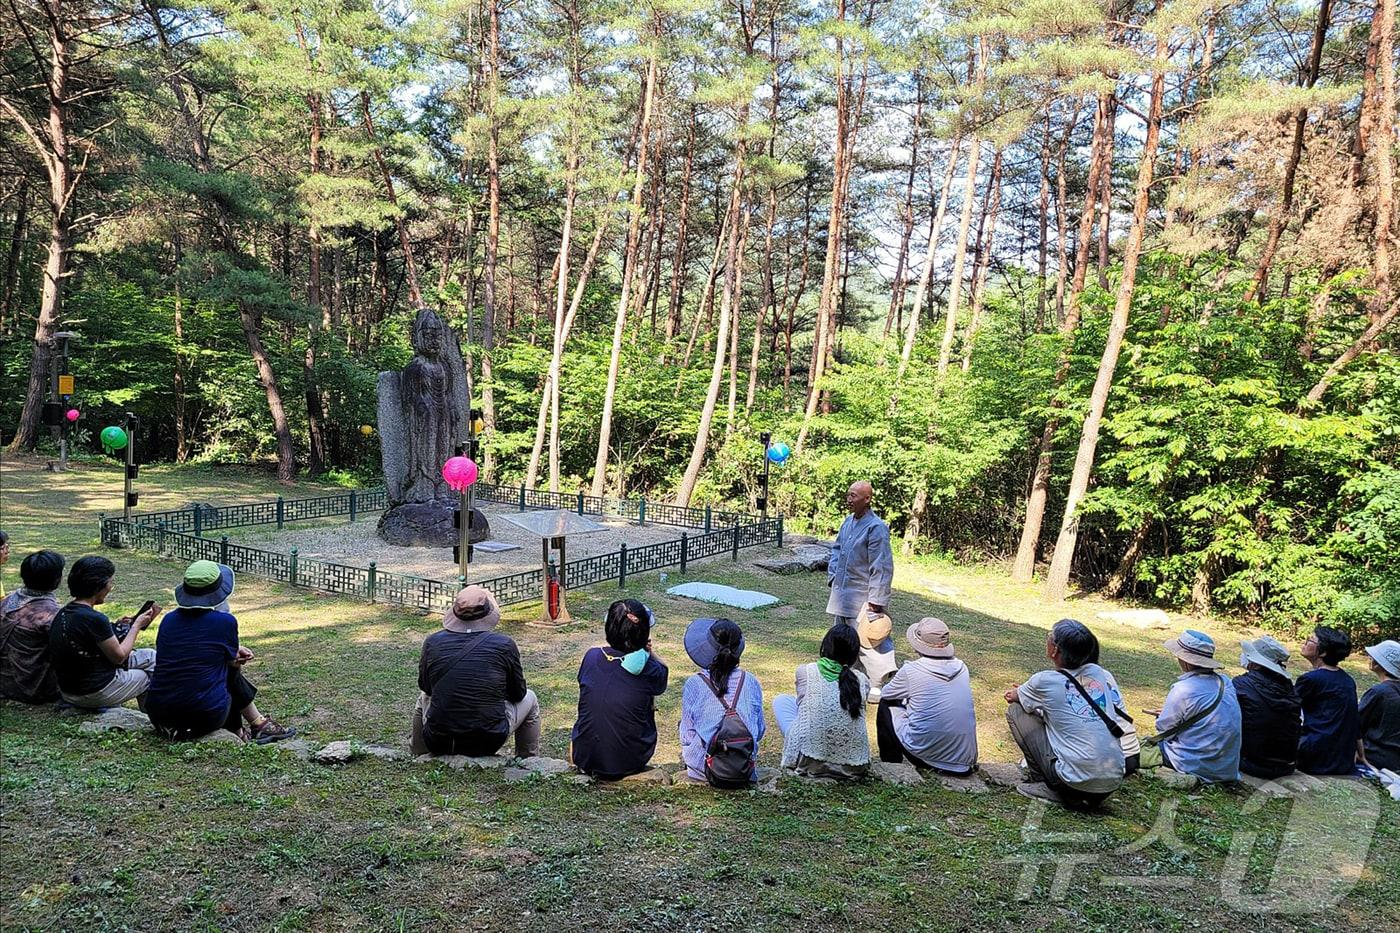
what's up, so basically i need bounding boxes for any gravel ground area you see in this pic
[234,504,722,581]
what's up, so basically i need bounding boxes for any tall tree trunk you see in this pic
[1,184,28,332]
[1044,34,1169,601]
[676,106,750,507]
[935,130,983,380]
[1051,106,1080,325]
[961,148,1004,371]
[883,74,924,343]
[783,180,813,395]
[1037,115,1051,329]
[1009,90,1115,583]
[172,230,188,462]
[591,40,659,496]
[478,0,503,480]
[1246,0,1333,302]
[4,5,77,453]
[303,85,329,475]
[1367,0,1395,322]
[665,106,697,346]
[679,208,729,378]
[361,92,423,309]
[894,133,962,384]
[1095,95,1117,289]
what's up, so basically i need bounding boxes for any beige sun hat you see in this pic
[856,605,893,649]
[442,585,501,634]
[1239,636,1290,677]
[905,617,955,659]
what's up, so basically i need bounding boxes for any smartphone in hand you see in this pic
[138,599,156,617]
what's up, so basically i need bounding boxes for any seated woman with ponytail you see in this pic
[679,618,765,786]
[569,599,669,780]
[772,623,871,781]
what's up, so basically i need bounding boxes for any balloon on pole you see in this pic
[65,408,80,422]
[766,442,791,466]
[442,456,479,492]
[101,425,129,452]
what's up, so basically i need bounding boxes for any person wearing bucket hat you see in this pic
[48,556,161,710]
[146,561,296,744]
[1232,636,1301,779]
[570,599,669,780]
[1141,630,1241,783]
[1358,641,1400,772]
[411,585,540,758]
[1296,625,1361,776]
[678,618,765,786]
[875,618,977,775]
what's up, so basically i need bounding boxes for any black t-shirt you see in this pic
[419,629,527,756]
[569,646,669,780]
[48,603,119,696]
[1359,680,1400,772]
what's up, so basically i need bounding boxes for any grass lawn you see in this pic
[1,454,1397,932]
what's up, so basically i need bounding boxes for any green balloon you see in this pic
[101,426,129,450]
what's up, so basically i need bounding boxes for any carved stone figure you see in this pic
[376,308,489,546]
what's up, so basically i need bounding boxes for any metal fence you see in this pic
[127,483,752,535]
[102,487,782,612]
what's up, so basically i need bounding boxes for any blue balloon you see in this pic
[766,442,791,465]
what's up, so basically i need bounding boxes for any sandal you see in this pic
[249,717,297,745]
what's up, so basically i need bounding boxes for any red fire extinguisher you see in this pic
[546,557,562,621]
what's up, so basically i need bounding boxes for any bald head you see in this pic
[845,481,873,517]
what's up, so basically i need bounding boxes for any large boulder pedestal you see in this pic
[377,501,491,548]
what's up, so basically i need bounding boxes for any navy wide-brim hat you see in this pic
[684,617,744,670]
[175,561,235,609]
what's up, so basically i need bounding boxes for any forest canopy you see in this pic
[2,0,1397,639]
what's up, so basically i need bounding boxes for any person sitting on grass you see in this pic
[773,623,871,781]
[876,617,977,776]
[48,556,160,710]
[0,550,66,704]
[1140,630,1241,783]
[1003,619,1126,809]
[1358,640,1400,774]
[1296,625,1361,776]
[411,585,540,758]
[1233,636,1301,780]
[679,618,765,786]
[570,599,668,780]
[145,561,296,744]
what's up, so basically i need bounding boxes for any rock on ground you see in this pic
[1146,767,1199,790]
[1095,608,1172,630]
[869,761,923,786]
[936,771,992,794]
[361,744,405,761]
[1238,773,1294,798]
[518,756,573,775]
[790,544,831,571]
[313,740,355,764]
[196,729,244,745]
[754,558,808,575]
[616,767,671,785]
[78,708,153,734]
[503,767,539,783]
[978,763,1024,787]
[274,738,317,760]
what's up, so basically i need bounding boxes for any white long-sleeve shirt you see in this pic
[825,510,894,618]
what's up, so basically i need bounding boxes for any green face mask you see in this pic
[621,649,650,675]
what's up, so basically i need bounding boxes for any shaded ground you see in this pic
[1,454,1397,932]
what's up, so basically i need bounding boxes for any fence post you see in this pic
[220,535,229,565]
[368,561,377,602]
[577,491,585,516]
[704,504,712,532]
[98,512,106,546]
[777,514,785,548]
[618,543,628,589]
[192,506,202,538]
[731,524,740,561]
[680,532,688,574]
[519,484,526,511]
[158,521,167,557]
[349,491,358,524]
[639,498,646,527]
[289,547,298,585]
[276,496,285,530]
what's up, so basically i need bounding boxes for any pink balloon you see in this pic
[441,456,478,491]
[65,409,80,422]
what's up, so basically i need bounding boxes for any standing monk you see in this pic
[827,481,896,700]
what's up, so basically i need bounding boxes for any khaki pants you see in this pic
[62,648,156,709]
[1005,701,1114,808]
[410,689,541,758]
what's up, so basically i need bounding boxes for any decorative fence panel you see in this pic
[101,489,783,613]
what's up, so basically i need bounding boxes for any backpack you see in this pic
[702,672,755,789]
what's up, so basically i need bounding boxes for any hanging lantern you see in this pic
[65,408,80,422]
[101,425,129,452]
[360,424,374,437]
